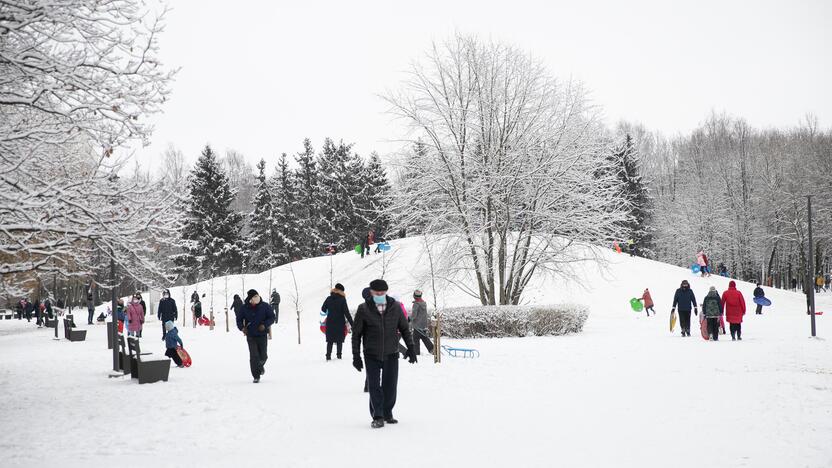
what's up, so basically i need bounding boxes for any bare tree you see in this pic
[385,34,629,305]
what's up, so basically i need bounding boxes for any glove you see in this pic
[671,308,675,313]
[352,356,363,372]
[694,308,698,316]
[257,324,265,332]
[406,348,417,364]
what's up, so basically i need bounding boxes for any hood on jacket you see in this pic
[361,287,371,301]
[729,280,737,289]
[331,288,345,297]
[165,320,175,332]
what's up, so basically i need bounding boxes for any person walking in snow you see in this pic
[722,281,746,340]
[231,294,244,324]
[640,288,655,317]
[236,289,276,383]
[164,321,185,367]
[190,290,199,304]
[410,290,435,356]
[126,294,145,337]
[352,279,417,428]
[753,283,765,315]
[191,297,202,328]
[815,274,824,294]
[321,283,353,360]
[270,289,281,325]
[157,289,178,340]
[702,286,722,341]
[86,283,95,325]
[696,250,707,277]
[23,298,34,322]
[671,280,698,337]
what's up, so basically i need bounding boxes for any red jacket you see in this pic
[721,281,746,324]
[641,290,654,308]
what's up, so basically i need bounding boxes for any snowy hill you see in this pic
[0,237,830,468]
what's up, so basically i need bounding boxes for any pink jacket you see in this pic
[126,302,144,332]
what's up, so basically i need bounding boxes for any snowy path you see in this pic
[1,241,830,467]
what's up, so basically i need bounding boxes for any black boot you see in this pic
[371,418,384,429]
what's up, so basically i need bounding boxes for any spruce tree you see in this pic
[175,145,244,280]
[317,138,367,250]
[270,153,303,262]
[293,138,321,256]
[611,134,652,256]
[246,158,281,271]
[364,151,392,239]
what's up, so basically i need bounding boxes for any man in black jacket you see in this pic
[753,283,765,315]
[157,289,178,339]
[352,279,416,428]
[672,280,698,336]
[236,289,276,383]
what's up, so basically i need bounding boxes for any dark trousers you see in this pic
[326,341,343,358]
[87,308,94,324]
[247,335,268,378]
[365,354,399,420]
[679,310,692,334]
[165,348,183,366]
[162,322,166,339]
[706,318,720,340]
[644,306,655,317]
[413,329,434,355]
[755,304,763,315]
[729,323,742,340]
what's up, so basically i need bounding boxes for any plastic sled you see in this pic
[753,297,771,307]
[176,347,192,367]
[630,298,644,312]
[691,264,701,274]
[441,345,480,358]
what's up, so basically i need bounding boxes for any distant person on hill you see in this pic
[86,285,95,325]
[270,289,281,325]
[722,281,746,340]
[671,280,697,337]
[231,294,244,324]
[626,239,635,257]
[352,279,416,428]
[191,290,199,304]
[157,289,178,340]
[236,289,276,383]
[753,283,765,315]
[321,283,353,360]
[639,288,655,317]
[702,286,722,341]
[815,274,824,293]
[191,297,202,328]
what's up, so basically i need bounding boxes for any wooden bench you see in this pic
[45,318,58,328]
[63,318,87,342]
[127,337,170,384]
[116,334,133,374]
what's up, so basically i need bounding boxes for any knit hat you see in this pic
[709,286,717,292]
[369,279,388,292]
[413,289,423,298]
[164,321,175,332]
[334,283,345,292]
[245,289,259,302]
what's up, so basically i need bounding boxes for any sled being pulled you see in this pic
[441,345,480,358]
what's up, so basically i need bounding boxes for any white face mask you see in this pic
[162,294,169,299]
[132,299,139,304]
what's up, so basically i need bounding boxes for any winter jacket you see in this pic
[236,301,275,337]
[191,291,199,303]
[641,291,654,309]
[157,297,178,322]
[117,305,126,322]
[192,301,202,318]
[321,289,353,343]
[139,299,147,317]
[753,287,764,298]
[721,281,746,324]
[696,252,706,267]
[672,288,697,312]
[352,295,414,361]
[165,326,183,349]
[702,291,722,318]
[126,302,144,332]
[231,298,244,322]
[410,299,429,331]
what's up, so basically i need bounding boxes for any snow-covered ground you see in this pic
[0,238,830,467]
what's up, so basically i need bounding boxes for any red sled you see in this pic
[197,316,211,326]
[176,346,192,367]
[319,319,349,337]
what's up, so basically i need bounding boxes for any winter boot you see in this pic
[384,417,398,424]
[253,377,260,383]
[371,418,384,429]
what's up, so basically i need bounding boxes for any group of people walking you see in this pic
[671,279,755,341]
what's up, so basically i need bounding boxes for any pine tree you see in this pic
[271,153,303,262]
[317,138,368,250]
[245,158,281,271]
[611,134,652,256]
[364,151,392,239]
[175,145,244,280]
[293,138,321,256]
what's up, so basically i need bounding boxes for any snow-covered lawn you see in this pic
[1,239,830,467]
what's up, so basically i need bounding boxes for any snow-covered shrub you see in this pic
[440,304,588,339]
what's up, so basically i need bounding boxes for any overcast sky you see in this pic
[137,0,831,170]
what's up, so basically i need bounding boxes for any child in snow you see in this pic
[640,288,655,316]
[164,321,185,367]
[702,286,722,341]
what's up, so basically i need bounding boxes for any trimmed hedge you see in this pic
[439,304,588,339]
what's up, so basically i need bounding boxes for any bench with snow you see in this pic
[127,337,170,384]
[115,334,137,374]
[45,318,58,328]
[0,310,13,320]
[63,318,87,342]
[441,345,480,358]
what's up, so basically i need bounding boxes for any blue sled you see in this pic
[441,345,480,358]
